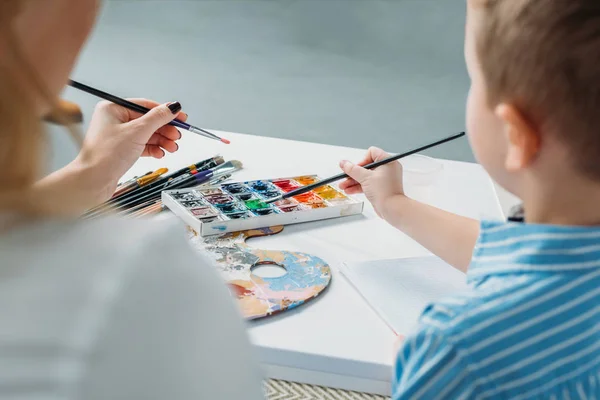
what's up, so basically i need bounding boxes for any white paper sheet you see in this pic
[340,257,467,336]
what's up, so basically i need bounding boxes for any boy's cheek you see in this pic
[466,87,487,162]
[466,86,506,178]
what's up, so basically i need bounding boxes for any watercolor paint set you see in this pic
[162,175,363,236]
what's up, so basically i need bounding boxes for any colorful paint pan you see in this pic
[190,207,217,217]
[205,194,234,205]
[293,193,323,205]
[253,207,276,216]
[181,200,206,208]
[249,180,273,192]
[172,191,201,201]
[245,199,269,210]
[235,192,255,201]
[272,179,292,187]
[325,198,353,206]
[295,176,318,185]
[225,211,254,219]
[279,205,302,213]
[273,179,301,193]
[222,183,247,194]
[199,188,223,196]
[257,190,281,199]
[274,198,298,207]
[215,202,244,213]
[162,175,364,236]
[313,186,347,201]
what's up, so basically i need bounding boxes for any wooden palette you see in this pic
[188,225,331,319]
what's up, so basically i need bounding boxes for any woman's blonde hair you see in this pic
[0,0,81,214]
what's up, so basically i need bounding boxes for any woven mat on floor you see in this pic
[265,379,390,400]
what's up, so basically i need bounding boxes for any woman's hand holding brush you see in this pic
[34,99,188,215]
[76,99,187,201]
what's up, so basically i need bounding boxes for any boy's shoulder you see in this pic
[395,271,596,398]
[395,219,600,398]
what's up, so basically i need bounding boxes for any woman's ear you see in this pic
[495,103,541,172]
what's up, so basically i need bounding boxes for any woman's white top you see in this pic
[0,216,264,399]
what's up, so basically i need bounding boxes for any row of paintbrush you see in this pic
[83,155,243,219]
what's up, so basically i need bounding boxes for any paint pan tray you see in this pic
[162,175,364,236]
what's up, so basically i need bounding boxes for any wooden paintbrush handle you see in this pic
[44,99,83,124]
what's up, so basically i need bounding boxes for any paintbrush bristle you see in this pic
[229,160,243,170]
[264,195,282,204]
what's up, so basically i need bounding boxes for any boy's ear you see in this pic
[495,104,540,172]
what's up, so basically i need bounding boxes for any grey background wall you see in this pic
[51,0,472,171]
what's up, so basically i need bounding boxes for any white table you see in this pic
[124,130,504,396]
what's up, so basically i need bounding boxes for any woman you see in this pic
[0,1,264,398]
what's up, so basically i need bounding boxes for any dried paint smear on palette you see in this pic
[188,226,331,320]
[162,175,363,236]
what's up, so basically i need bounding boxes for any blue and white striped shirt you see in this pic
[393,220,600,399]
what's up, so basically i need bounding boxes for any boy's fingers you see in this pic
[357,154,374,167]
[345,185,363,195]
[340,160,369,183]
[339,178,355,190]
[368,146,391,162]
[340,178,359,190]
[350,147,389,169]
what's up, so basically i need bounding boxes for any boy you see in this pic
[339,0,600,398]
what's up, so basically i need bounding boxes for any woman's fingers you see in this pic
[143,145,165,159]
[177,111,188,122]
[157,125,182,141]
[147,132,178,153]
[122,98,159,121]
[124,98,187,123]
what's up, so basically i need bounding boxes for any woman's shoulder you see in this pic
[0,216,264,399]
[0,215,225,307]
[0,215,214,325]
[1,215,195,269]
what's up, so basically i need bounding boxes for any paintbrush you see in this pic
[123,173,233,218]
[68,80,230,144]
[84,155,223,217]
[264,132,465,204]
[121,198,162,216]
[116,171,151,189]
[116,160,242,210]
[84,169,201,219]
[110,156,223,204]
[90,161,242,218]
[113,171,149,197]
[131,201,164,218]
[112,168,168,198]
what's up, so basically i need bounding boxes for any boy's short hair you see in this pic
[474,0,600,180]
